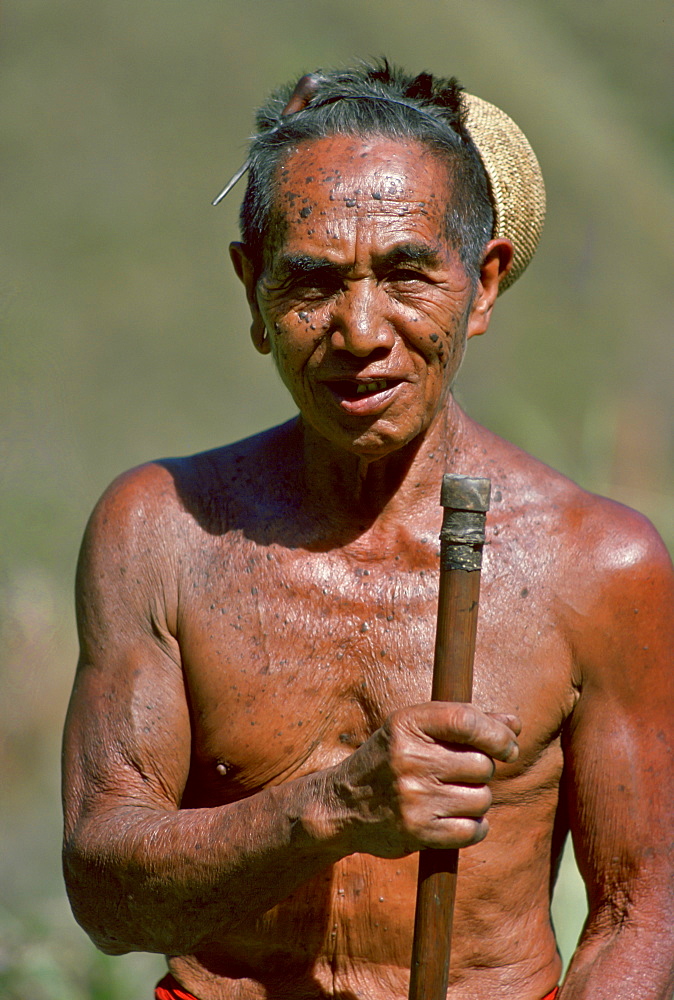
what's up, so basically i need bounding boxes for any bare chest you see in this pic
[177,533,574,806]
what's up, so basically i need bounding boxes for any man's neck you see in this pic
[293,396,475,542]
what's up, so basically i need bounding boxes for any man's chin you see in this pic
[302,417,429,464]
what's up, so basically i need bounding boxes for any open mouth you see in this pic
[327,378,402,401]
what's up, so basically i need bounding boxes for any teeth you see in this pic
[356,380,387,394]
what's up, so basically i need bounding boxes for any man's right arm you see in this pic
[62,465,518,956]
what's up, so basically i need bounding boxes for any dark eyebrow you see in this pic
[374,243,444,271]
[273,253,350,281]
[272,242,445,282]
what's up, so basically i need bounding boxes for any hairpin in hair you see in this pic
[212,160,250,206]
[211,73,325,206]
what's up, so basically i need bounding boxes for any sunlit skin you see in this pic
[63,136,674,1000]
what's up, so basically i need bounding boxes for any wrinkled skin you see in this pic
[63,137,674,1000]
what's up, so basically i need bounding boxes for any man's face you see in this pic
[241,135,488,459]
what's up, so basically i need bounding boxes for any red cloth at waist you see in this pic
[155,974,200,1000]
[155,973,560,1000]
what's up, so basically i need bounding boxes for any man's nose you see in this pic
[329,281,395,356]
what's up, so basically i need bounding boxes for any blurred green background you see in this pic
[2,1,673,997]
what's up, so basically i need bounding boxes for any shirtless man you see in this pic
[62,62,674,1000]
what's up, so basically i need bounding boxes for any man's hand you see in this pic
[331,703,520,858]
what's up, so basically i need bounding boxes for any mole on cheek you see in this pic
[430,334,439,343]
[299,206,312,219]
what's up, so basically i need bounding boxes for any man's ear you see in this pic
[229,242,271,355]
[466,238,514,340]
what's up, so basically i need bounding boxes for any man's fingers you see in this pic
[396,774,493,852]
[338,702,519,857]
[414,815,490,851]
[394,702,519,764]
[487,712,522,737]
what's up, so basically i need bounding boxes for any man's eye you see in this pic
[295,275,343,297]
[387,269,426,283]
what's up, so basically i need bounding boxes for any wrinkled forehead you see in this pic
[265,134,454,254]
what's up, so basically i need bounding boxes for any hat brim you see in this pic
[463,93,546,294]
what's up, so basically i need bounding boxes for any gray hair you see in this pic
[239,60,494,285]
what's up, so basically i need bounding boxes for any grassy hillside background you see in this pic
[2,1,673,996]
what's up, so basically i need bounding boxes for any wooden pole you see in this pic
[408,473,491,1000]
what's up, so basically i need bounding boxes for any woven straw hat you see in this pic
[463,93,546,294]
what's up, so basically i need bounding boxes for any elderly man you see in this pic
[62,62,674,1000]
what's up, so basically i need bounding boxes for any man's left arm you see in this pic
[560,508,674,999]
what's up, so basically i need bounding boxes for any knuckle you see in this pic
[396,772,422,805]
[461,816,490,846]
[434,816,488,849]
[473,783,492,814]
[453,702,480,741]
[385,706,412,740]
[476,754,496,781]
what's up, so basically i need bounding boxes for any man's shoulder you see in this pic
[83,420,298,546]
[483,425,672,589]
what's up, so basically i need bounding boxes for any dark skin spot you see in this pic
[299,207,312,219]
[430,334,439,343]
[345,199,357,208]
[372,192,382,199]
